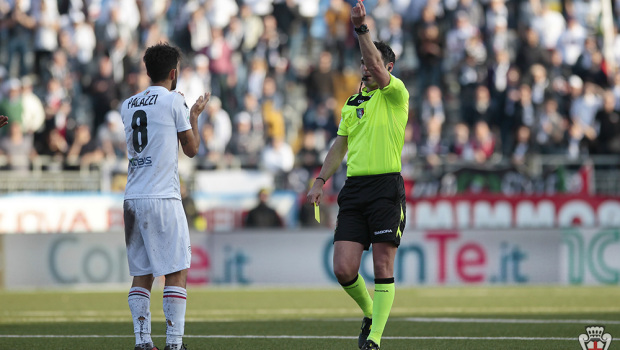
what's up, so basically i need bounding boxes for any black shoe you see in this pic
[361,339,380,350]
[164,344,187,350]
[134,344,159,350]
[358,317,372,349]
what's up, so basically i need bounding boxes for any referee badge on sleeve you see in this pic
[356,108,364,119]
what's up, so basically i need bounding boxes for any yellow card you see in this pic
[314,202,321,223]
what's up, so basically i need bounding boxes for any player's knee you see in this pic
[333,264,357,283]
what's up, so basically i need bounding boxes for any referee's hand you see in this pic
[307,179,324,205]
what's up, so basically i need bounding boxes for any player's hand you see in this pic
[191,92,211,117]
[306,180,324,205]
[0,115,8,128]
[351,0,366,28]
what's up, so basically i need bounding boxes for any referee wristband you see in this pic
[316,177,327,185]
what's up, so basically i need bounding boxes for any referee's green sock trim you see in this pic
[367,278,395,346]
[340,274,373,318]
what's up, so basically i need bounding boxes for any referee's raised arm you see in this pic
[351,0,392,89]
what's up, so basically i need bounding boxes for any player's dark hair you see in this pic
[374,41,396,65]
[143,43,181,83]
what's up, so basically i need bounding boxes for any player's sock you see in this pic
[128,287,153,346]
[163,286,187,348]
[367,278,395,346]
[340,274,373,318]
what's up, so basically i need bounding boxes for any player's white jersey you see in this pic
[121,86,191,200]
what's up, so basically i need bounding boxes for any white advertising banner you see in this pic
[205,229,562,286]
[0,192,299,234]
[1,228,618,289]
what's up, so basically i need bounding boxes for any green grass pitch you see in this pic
[1,286,619,349]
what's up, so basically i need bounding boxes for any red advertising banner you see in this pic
[406,194,620,229]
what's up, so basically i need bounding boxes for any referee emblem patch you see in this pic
[356,108,364,119]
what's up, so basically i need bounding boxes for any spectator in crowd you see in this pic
[295,129,321,174]
[516,83,537,129]
[529,64,551,107]
[532,1,565,50]
[471,120,496,163]
[419,116,449,169]
[538,98,569,154]
[88,55,119,134]
[66,123,103,169]
[0,120,34,171]
[516,27,549,75]
[0,79,23,133]
[19,76,45,135]
[511,125,534,166]
[244,188,283,228]
[420,85,445,126]
[203,95,232,157]
[487,16,518,61]
[414,8,443,93]
[447,122,474,162]
[570,80,602,147]
[260,135,295,174]
[96,110,126,167]
[32,0,60,79]
[4,0,35,78]
[593,90,620,154]
[463,84,492,126]
[445,11,479,72]
[225,110,264,169]
[558,16,587,67]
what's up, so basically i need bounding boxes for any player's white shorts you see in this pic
[124,198,191,277]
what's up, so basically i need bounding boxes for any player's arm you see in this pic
[306,135,348,204]
[351,0,391,89]
[178,93,210,158]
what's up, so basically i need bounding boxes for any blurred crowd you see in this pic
[1,0,620,189]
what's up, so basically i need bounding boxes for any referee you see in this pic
[306,1,409,349]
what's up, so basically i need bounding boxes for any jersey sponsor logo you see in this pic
[129,156,153,168]
[346,94,372,106]
[127,94,159,109]
[374,229,393,235]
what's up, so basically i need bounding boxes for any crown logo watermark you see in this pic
[579,325,612,350]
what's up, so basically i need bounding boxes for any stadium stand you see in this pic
[1,0,620,195]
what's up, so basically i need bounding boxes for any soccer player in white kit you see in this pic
[121,43,210,350]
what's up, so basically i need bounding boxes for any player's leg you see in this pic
[125,199,158,350]
[129,275,157,350]
[364,173,406,348]
[142,199,191,350]
[333,241,373,348]
[162,269,188,350]
[333,241,372,314]
[366,242,398,348]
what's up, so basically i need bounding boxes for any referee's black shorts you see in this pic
[334,172,406,250]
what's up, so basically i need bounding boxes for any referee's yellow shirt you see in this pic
[337,74,409,177]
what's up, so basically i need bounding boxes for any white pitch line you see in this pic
[402,317,620,325]
[0,335,579,341]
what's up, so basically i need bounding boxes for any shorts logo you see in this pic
[579,326,612,350]
[374,229,392,235]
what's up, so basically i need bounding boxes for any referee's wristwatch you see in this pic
[354,24,369,35]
